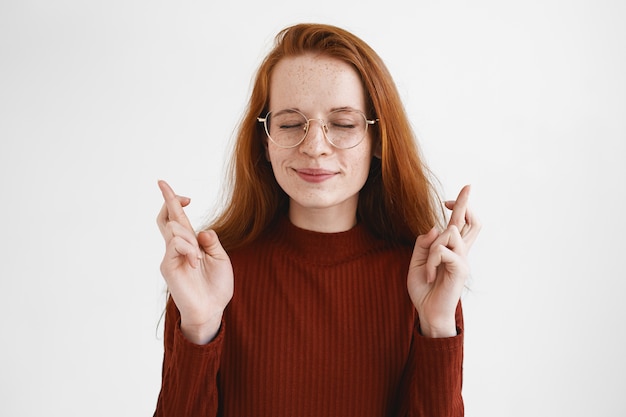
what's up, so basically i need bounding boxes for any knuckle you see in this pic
[448,224,461,235]
[431,243,446,257]
[169,235,187,249]
[159,261,168,276]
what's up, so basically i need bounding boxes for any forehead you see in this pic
[268,54,366,112]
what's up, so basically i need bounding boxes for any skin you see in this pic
[408,184,480,337]
[265,54,373,232]
[156,54,481,344]
[157,181,233,344]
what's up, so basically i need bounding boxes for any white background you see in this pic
[1,0,625,416]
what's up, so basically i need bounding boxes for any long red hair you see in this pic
[205,23,444,250]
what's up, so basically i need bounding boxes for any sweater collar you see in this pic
[268,215,383,265]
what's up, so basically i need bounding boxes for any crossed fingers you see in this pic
[157,180,193,235]
[444,184,481,250]
[156,180,203,267]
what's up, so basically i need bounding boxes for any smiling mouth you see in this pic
[295,168,337,183]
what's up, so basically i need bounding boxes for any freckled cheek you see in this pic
[358,164,370,183]
[267,151,292,174]
[354,153,372,178]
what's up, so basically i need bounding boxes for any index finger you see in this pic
[158,180,194,231]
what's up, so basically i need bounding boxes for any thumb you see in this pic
[411,227,439,263]
[410,227,439,283]
[197,230,229,260]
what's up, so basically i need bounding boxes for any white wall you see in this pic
[1,1,624,416]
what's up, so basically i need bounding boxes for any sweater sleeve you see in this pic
[153,297,224,417]
[399,302,465,417]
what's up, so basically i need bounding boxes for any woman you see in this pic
[155,23,480,417]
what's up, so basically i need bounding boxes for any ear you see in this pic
[373,139,382,159]
[264,139,271,161]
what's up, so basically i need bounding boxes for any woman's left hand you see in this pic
[407,185,481,338]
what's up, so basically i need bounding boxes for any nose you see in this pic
[300,119,332,156]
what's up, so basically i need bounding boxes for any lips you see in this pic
[295,168,338,183]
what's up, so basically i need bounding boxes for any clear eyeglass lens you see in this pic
[266,109,368,149]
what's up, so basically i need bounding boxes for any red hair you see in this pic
[205,23,444,250]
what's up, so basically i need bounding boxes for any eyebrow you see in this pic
[272,106,362,115]
[272,108,302,117]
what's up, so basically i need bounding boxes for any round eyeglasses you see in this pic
[257,108,378,149]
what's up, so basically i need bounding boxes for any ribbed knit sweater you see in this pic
[154,216,464,417]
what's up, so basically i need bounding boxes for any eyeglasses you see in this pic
[257,108,378,149]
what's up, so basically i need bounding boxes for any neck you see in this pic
[288,201,358,233]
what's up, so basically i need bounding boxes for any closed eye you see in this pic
[330,121,357,129]
[279,122,305,129]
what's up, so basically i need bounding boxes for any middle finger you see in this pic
[448,185,471,231]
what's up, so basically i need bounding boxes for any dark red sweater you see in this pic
[155,217,464,416]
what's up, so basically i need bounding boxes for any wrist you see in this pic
[419,319,457,338]
[180,312,223,345]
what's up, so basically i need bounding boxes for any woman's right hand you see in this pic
[156,180,234,345]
